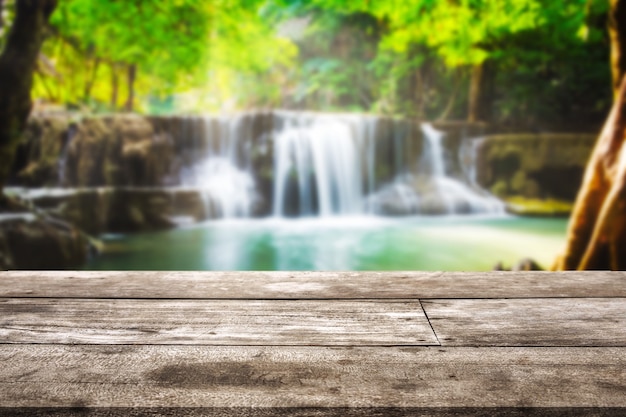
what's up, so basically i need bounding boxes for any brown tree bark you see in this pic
[0,0,57,197]
[437,68,460,121]
[554,76,626,270]
[111,63,119,110]
[554,0,626,270]
[467,61,494,123]
[413,70,425,120]
[609,0,626,96]
[83,57,100,103]
[125,63,137,112]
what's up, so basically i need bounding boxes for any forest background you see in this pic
[1,0,626,270]
[0,0,613,129]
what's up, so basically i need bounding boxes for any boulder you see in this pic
[512,258,543,271]
[0,213,91,270]
[20,188,109,235]
[20,187,215,235]
[11,116,72,187]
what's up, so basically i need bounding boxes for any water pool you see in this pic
[86,215,568,271]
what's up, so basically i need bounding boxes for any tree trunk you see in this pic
[467,61,494,123]
[413,70,425,120]
[83,57,100,103]
[0,0,57,197]
[125,63,136,112]
[110,63,118,110]
[437,69,460,121]
[554,76,626,270]
[609,0,626,96]
[554,0,626,270]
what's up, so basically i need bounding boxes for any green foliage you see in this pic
[289,0,611,125]
[280,9,381,110]
[491,180,509,198]
[52,0,211,85]
[26,0,614,126]
[32,0,216,109]
[309,0,549,66]
[32,0,297,112]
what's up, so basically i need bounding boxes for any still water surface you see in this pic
[86,215,568,271]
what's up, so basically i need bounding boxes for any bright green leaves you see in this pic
[40,0,215,107]
[371,0,545,67]
[29,0,611,120]
[35,0,299,112]
[306,0,592,68]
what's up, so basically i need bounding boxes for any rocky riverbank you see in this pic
[0,198,92,269]
[1,111,598,269]
[9,112,492,219]
[475,133,596,201]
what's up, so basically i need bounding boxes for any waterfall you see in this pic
[421,123,446,177]
[181,111,503,219]
[462,136,485,187]
[180,115,257,219]
[57,124,77,186]
[272,113,369,217]
[420,123,505,215]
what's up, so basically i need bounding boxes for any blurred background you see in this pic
[0,0,616,271]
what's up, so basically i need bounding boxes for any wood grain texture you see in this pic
[1,408,624,417]
[422,298,626,346]
[0,299,437,345]
[2,271,625,412]
[0,345,624,408]
[1,270,625,299]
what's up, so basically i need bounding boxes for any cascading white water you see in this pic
[420,123,505,214]
[181,115,256,218]
[461,136,485,187]
[273,113,370,217]
[182,111,503,219]
[421,123,446,177]
[57,125,76,186]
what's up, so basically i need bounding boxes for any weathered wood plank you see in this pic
[0,299,436,345]
[0,346,624,408]
[1,270,626,298]
[2,408,625,417]
[422,298,626,346]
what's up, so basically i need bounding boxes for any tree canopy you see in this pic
[31,0,296,112]
[255,0,610,126]
[4,0,609,127]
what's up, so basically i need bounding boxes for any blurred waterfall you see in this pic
[180,115,256,218]
[181,111,503,219]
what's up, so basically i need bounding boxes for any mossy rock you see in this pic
[490,180,509,198]
[504,196,573,217]
[477,133,596,202]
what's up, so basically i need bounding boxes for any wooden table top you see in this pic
[1,271,625,416]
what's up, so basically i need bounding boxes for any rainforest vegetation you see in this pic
[1,0,626,270]
[0,0,613,124]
